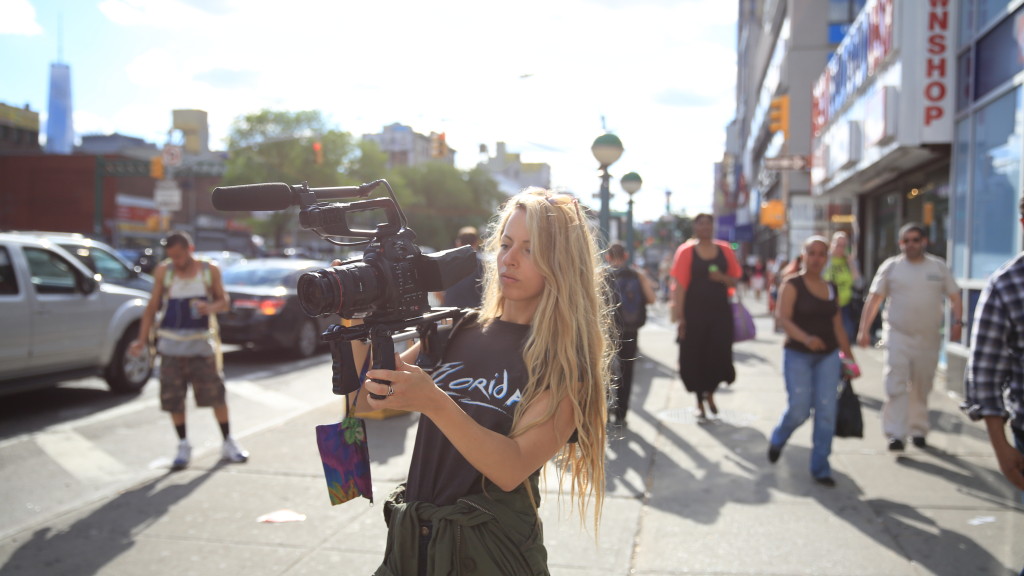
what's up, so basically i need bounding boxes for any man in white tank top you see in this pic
[857,223,962,452]
[131,231,248,469]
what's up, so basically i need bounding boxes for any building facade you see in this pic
[0,103,42,155]
[361,123,455,169]
[811,0,956,283]
[478,141,551,196]
[729,0,864,264]
[44,62,73,155]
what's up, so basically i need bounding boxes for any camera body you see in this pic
[298,227,475,323]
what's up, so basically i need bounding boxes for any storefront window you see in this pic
[970,86,1022,279]
[974,5,1024,101]
[977,0,1015,33]
[952,119,970,277]
[905,169,950,261]
[870,192,901,275]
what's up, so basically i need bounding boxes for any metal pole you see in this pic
[94,156,105,237]
[599,166,611,245]
[626,196,635,262]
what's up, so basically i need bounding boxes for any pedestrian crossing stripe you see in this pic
[35,429,130,484]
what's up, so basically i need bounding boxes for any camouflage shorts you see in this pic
[159,355,226,413]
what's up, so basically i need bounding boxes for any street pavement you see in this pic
[1,295,1022,575]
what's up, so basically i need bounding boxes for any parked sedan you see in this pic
[217,259,334,358]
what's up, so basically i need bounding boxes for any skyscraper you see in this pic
[44,62,73,154]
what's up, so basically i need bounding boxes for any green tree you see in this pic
[221,109,356,248]
[221,109,502,252]
[394,163,500,250]
[347,139,390,185]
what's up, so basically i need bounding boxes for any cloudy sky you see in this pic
[0,0,737,223]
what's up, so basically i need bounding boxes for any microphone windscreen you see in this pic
[212,183,293,211]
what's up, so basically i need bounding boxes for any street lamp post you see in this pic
[591,134,624,244]
[621,172,642,262]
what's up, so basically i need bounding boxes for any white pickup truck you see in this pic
[0,232,155,396]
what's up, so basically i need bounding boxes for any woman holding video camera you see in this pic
[348,188,612,575]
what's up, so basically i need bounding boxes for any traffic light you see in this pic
[149,156,164,180]
[768,95,790,139]
[313,141,323,164]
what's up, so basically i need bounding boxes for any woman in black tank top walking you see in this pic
[767,236,856,487]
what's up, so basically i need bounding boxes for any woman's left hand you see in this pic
[365,353,442,413]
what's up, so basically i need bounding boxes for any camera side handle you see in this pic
[329,339,362,396]
[367,328,395,400]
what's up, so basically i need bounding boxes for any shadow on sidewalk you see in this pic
[0,466,220,576]
[895,451,1022,509]
[705,422,1014,576]
[624,348,1016,575]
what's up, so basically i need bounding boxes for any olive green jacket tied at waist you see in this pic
[374,475,548,576]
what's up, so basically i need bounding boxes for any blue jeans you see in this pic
[771,348,841,479]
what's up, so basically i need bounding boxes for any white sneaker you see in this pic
[221,436,249,463]
[172,439,191,470]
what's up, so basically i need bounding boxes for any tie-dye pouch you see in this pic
[315,359,373,505]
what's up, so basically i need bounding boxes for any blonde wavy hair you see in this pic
[478,188,613,531]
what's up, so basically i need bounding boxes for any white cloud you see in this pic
[88,0,736,221]
[0,0,43,35]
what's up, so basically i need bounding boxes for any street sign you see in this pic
[763,155,809,171]
[154,180,182,212]
[162,144,182,167]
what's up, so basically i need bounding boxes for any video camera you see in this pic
[212,180,475,399]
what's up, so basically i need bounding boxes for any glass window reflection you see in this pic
[970,86,1022,279]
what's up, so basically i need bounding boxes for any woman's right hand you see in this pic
[128,340,146,356]
[804,335,826,352]
[676,320,686,342]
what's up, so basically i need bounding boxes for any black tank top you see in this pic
[406,314,531,505]
[784,275,839,354]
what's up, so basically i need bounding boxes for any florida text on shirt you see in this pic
[431,361,523,414]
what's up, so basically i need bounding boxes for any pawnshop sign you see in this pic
[922,0,953,139]
[812,0,954,145]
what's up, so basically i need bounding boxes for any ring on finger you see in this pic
[387,384,395,396]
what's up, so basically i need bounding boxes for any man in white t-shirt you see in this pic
[857,223,963,452]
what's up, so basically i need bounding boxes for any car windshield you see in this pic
[221,265,308,287]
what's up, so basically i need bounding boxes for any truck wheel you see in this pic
[293,319,320,359]
[106,323,154,394]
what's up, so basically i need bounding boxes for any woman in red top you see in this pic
[670,213,743,421]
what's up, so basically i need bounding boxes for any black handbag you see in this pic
[835,378,864,438]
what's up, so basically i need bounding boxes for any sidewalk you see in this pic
[1,296,1022,575]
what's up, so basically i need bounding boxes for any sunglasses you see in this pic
[544,193,579,208]
[901,236,924,244]
[535,192,584,221]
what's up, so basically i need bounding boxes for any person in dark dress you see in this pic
[670,213,743,422]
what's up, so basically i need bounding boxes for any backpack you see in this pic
[611,267,647,331]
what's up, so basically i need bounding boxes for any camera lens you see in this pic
[297,270,341,317]
[297,263,381,318]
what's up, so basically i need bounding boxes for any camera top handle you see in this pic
[212,179,410,247]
